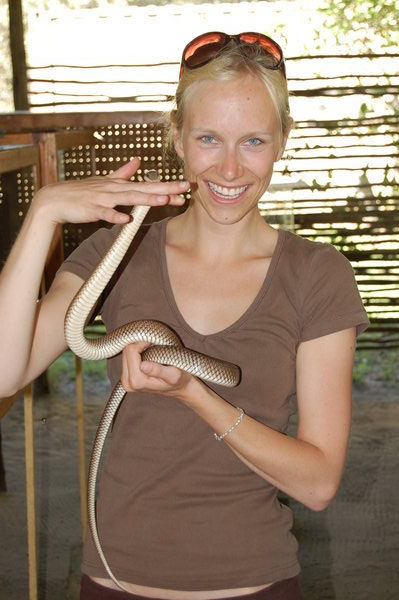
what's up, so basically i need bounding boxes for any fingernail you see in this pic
[141,362,151,374]
[156,195,168,203]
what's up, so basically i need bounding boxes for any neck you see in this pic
[168,204,277,264]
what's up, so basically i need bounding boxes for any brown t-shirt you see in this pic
[58,218,369,590]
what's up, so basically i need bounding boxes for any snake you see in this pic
[64,170,240,592]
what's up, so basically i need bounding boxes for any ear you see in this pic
[275,135,288,161]
[275,118,293,161]
[173,125,185,161]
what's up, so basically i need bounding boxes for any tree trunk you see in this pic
[8,0,29,110]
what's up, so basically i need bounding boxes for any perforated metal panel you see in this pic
[93,121,182,181]
[62,143,95,180]
[0,166,37,265]
[62,142,98,257]
[62,120,185,257]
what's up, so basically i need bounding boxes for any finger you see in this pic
[107,190,186,208]
[168,194,187,206]
[99,206,131,225]
[140,361,182,386]
[121,347,131,391]
[106,179,190,197]
[121,344,144,391]
[106,158,141,180]
[137,180,190,195]
[131,341,153,354]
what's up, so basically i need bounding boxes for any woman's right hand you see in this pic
[32,157,189,226]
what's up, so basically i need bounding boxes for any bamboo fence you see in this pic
[1,53,398,348]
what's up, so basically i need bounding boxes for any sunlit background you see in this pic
[1,0,398,326]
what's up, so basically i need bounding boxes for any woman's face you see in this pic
[173,72,288,225]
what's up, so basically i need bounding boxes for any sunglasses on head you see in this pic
[179,31,285,79]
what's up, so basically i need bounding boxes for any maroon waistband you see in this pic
[80,575,303,600]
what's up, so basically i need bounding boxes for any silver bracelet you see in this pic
[214,408,245,442]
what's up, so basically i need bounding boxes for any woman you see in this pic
[0,32,369,599]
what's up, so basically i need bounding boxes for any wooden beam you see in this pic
[0,425,6,491]
[55,129,95,151]
[75,356,87,541]
[0,111,163,133]
[0,145,39,174]
[8,0,29,110]
[24,385,38,600]
[0,132,35,145]
[37,133,64,288]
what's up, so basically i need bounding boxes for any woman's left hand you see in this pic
[121,342,196,400]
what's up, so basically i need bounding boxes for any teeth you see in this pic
[208,182,247,198]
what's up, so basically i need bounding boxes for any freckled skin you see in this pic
[173,73,289,227]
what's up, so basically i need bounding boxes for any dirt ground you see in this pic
[0,374,398,600]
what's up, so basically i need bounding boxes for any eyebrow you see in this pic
[191,128,274,139]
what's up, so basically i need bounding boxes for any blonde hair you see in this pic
[165,40,292,166]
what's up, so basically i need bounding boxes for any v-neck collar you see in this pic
[157,219,286,342]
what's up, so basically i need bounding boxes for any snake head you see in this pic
[144,169,160,182]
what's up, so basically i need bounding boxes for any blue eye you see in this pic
[246,137,263,146]
[200,135,217,144]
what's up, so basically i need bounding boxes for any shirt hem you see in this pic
[81,558,301,591]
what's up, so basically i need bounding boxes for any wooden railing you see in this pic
[0,124,96,600]
[0,111,183,600]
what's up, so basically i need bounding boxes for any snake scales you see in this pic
[64,170,240,591]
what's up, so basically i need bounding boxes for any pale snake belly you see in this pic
[64,171,240,591]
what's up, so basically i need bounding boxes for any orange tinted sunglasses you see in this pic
[179,31,285,79]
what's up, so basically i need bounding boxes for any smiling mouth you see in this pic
[207,181,249,201]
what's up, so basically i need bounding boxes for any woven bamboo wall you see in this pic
[1,107,398,348]
[2,32,399,349]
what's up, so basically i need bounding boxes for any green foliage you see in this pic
[319,0,399,49]
[47,348,399,394]
[352,352,372,385]
[353,348,399,388]
[48,351,107,387]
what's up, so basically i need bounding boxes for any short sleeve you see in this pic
[57,226,120,282]
[300,244,369,342]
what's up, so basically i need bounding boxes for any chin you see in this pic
[204,204,256,226]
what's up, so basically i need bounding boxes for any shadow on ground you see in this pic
[0,375,398,600]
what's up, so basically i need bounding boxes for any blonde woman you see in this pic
[0,32,368,600]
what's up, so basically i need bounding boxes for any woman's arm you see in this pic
[0,159,188,398]
[0,203,81,397]
[121,327,356,511]
[217,327,355,511]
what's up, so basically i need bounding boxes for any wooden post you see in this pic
[0,425,6,492]
[0,171,19,262]
[75,356,87,540]
[37,133,65,289]
[8,0,29,110]
[24,384,38,600]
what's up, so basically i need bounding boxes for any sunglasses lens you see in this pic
[239,33,282,64]
[180,31,284,79]
[183,32,227,68]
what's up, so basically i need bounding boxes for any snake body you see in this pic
[64,172,240,591]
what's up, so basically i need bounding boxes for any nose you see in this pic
[218,146,244,181]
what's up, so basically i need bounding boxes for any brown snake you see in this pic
[64,171,240,591]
